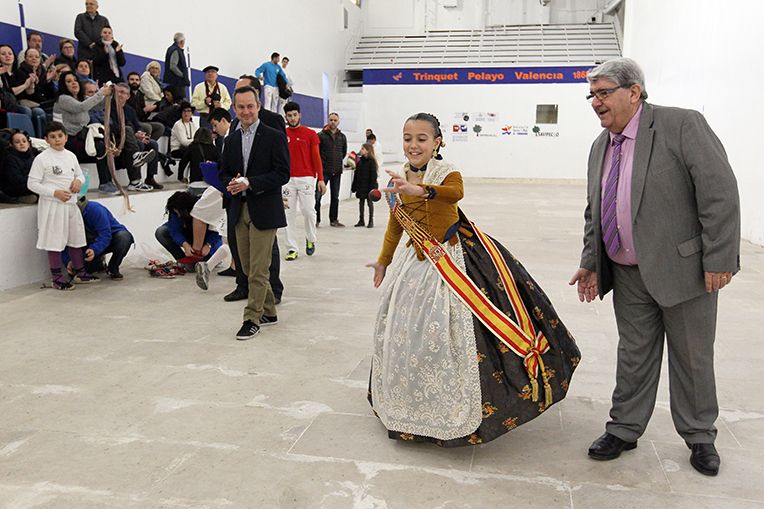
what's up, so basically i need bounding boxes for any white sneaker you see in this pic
[195,261,210,290]
[127,181,153,192]
[132,149,156,167]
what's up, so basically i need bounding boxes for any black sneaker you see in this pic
[224,288,248,302]
[259,315,278,326]
[236,320,260,340]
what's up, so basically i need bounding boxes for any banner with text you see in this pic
[363,66,590,85]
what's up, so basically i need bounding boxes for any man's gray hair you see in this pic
[173,32,185,43]
[588,57,648,100]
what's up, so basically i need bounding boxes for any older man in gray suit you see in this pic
[569,58,740,476]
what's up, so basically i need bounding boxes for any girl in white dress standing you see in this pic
[27,121,99,290]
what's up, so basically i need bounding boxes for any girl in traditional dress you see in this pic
[27,121,98,290]
[366,113,581,447]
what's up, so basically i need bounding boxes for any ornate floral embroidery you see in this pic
[533,306,544,320]
[497,343,510,354]
[476,352,487,363]
[538,401,547,413]
[560,379,569,392]
[496,278,505,292]
[467,434,483,445]
[400,433,414,441]
[482,402,497,418]
[570,356,581,368]
[492,371,504,384]
[549,318,559,329]
[525,279,535,291]
[518,385,532,400]
[502,417,518,430]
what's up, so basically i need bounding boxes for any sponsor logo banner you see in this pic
[364,67,590,85]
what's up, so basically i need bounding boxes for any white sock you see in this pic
[206,244,230,269]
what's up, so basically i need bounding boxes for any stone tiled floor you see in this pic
[1,180,762,508]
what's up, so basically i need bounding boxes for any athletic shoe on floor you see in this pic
[306,241,315,256]
[195,261,210,290]
[236,320,260,340]
[285,250,298,261]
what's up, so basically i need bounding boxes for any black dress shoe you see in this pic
[224,288,248,302]
[688,443,720,476]
[588,432,638,460]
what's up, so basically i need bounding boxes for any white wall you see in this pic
[363,0,611,35]
[363,82,601,178]
[9,0,363,99]
[623,0,764,245]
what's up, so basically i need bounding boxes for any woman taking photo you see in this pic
[366,113,580,447]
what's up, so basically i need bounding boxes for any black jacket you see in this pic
[219,122,290,230]
[92,40,126,83]
[1,148,37,197]
[10,62,55,106]
[180,142,219,183]
[74,12,111,61]
[318,128,347,177]
[351,155,378,199]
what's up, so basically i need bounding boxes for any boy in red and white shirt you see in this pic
[283,102,326,260]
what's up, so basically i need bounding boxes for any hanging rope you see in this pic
[100,88,133,212]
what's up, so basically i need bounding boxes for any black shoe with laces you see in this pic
[236,320,260,340]
[688,442,720,476]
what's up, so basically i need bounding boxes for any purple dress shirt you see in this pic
[600,103,642,266]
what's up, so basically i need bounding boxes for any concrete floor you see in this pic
[1,180,762,509]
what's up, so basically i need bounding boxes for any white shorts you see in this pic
[190,187,227,234]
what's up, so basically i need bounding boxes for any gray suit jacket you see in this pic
[580,102,740,308]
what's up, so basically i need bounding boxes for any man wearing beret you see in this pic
[191,65,232,127]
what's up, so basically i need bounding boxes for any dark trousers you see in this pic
[155,225,185,260]
[85,230,134,273]
[315,172,341,223]
[227,208,283,300]
[65,135,112,185]
[358,198,373,221]
[121,126,158,181]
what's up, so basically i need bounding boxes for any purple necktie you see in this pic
[602,134,627,258]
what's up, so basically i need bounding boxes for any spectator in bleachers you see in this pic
[163,33,189,100]
[53,71,117,195]
[126,71,164,141]
[50,64,72,93]
[139,61,163,106]
[170,101,198,179]
[18,32,55,70]
[55,39,78,70]
[255,52,286,113]
[74,0,111,61]
[0,45,32,128]
[11,48,57,135]
[26,121,98,290]
[0,130,39,204]
[75,196,133,279]
[92,26,125,84]
[155,190,223,264]
[178,127,218,194]
[112,82,160,191]
[191,65,231,127]
[75,59,95,84]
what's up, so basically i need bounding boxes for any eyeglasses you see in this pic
[586,86,626,102]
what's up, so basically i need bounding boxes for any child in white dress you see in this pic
[27,121,99,290]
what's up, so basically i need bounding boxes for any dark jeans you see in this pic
[85,230,134,273]
[65,134,112,185]
[358,197,373,221]
[154,224,185,260]
[227,208,283,299]
[122,126,158,181]
[315,172,342,223]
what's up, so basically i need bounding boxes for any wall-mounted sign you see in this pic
[364,67,590,85]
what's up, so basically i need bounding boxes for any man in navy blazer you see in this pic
[220,86,290,340]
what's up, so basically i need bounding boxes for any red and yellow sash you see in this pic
[390,201,553,406]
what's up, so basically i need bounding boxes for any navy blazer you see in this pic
[219,121,290,231]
